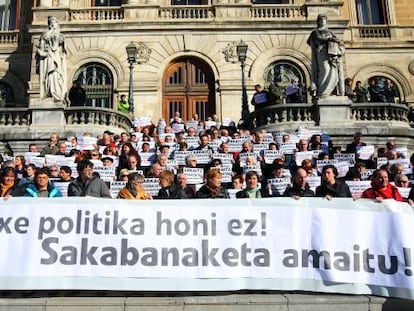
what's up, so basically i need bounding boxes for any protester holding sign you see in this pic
[14,167,62,198]
[195,169,229,199]
[157,170,187,199]
[117,173,152,200]
[361,169,403,202]
[236,171,266,199]
[283,168,315,199]
[68,159,111,198]
[315,164,352,199]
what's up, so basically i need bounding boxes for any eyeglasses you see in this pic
[133,182,143,185]
[91,153,99,156]
[50,169,58,172]
[399,180,409,184]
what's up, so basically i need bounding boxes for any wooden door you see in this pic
[163,58,215,123]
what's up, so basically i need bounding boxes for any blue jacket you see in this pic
[24,182,63,198]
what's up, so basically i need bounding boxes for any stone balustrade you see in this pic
[0,108,31,127]
[357,25,391,38]
[0,31,18,44]
[351,102,409,122]
[0,107,132,134]
[242,101,411,130]
[69,8,124,21]
[160,6,214,20]
[251,5,306,19]
[65,107,132,132]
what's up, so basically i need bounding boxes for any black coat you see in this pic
[157,183,187,199]
[315,180,352,198]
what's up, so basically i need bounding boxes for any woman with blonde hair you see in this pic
[195,169,229,199]
[117,173,152,200]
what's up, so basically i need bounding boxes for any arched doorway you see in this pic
[162,57,216,123]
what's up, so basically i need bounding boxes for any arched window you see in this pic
[365,76,400,103]
[264,60,307,102]
[73,63,114,109]
[0,81,14,107]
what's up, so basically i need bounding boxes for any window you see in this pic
[252,0,289,4]
[94,0,121,6]
[356,0,387,24]
[0,81,14,106]
[172,0,207,5]
[0,0,20,31]
[73,63,114,109]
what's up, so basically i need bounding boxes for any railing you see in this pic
[159,6,214,20]
[65,107,132,132]
[242,101,410,130]
[0,108,31,127]
[0,31,18,44]
[357,25,391,38]
[0,107,132,132]
[351,102,409,122]
[251,5,306,19]
[69,7,124,21]
[243,103,315,129]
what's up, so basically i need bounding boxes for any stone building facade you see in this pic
[0,0,413,152]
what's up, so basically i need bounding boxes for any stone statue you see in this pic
[36,16,67,101]
[307,14,344,97]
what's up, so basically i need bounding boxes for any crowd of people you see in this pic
[0,114,413,205]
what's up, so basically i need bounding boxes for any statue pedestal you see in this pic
[29,98,66,128]
[317,96,352,127]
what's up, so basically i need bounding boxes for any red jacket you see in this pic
[361,183,404,202]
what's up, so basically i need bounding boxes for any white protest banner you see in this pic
[221,117,233,127]
[263,150,283,165]
[24,152,41,165]
[174,151,191,166]
[45,155,67,166]
[94,166,116,182]
[52,181,70,197]
[345,180,371,199]
[335,161,351,178]
[295,151,314,166]
[143,178,161,197]
[133,116,152,127]
[238,152,260,167]
[227,139,245,153]
[213,153,233,165]
[183,167,204,185]
[307,176,321,192]
[267,177,290,196]
[109,181,127,198]
[137,141,156,152]
[396,146,408,159]
[219,165,233,183]
[29,157,46,168]
[357,145,375,160]
[253,144,268,154]
[278,142,296,155]
[171,123,185,133]
[334,153,356,166]
[389,159,411,175]
[205,121,217,130]
[243,165,262,177]
[192,150,212,165]
[396,187,411,199]
[377,157,388,169]
[0,197,414,300]
[316,159,338,174]
[186,136,200,150]
[139,152,156,167]
[77,136,98,151]
[361,169,375,181]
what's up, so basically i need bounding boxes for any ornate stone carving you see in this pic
[409,61,414,76]
[222,41,239,64]
[136,42,152,64]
